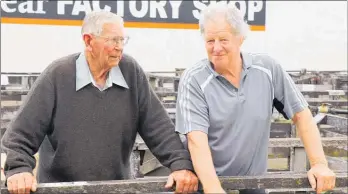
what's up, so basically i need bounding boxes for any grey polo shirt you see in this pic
[175,52,308,176]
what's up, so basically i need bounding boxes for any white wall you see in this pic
[1,1,347,73]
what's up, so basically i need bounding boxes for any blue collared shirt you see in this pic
[75,52,129,91]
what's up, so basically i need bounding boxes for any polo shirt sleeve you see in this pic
[272,59,309,120]
[175,73,210,134]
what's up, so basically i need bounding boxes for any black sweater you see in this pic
[1,53,193,183]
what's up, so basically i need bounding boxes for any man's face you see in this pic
[203,18,243,70]
[86,23,127,69]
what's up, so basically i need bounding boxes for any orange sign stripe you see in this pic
[1,17,265,31]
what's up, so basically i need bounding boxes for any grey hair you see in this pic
[199,2,250,38]
[81,11,124,36]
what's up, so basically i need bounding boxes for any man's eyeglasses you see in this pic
[95,35,130,46]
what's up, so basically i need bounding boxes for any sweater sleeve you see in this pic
[1,71,55,179]
[135,64,194,173]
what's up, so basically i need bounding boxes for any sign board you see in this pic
[1,0,266,30]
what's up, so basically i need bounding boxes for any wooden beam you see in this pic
[306,99,348,107]
[1,172,347,193]
[152,90,348,99]
[301,90,347,96]
[1,90,29,96]
[268,137,348,148]
[326,115,348,135]
[135,137,348,150]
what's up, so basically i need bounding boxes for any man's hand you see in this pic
[6,172,37,194]
[307,164,336,194]
[165,170,199,193]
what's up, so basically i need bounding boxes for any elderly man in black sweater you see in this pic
[1,11,198,194]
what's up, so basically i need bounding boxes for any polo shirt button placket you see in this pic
[238,91,246,102]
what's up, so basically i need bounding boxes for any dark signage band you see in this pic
[1,0,266,30]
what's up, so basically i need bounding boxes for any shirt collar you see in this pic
[75,52,129,91]
[241,51,252,70]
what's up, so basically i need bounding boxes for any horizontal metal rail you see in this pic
[1,172,347,193]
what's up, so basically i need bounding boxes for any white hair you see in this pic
[81,11,124,36]
[199,2,250,38]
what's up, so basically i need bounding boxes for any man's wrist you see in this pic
[310,158,328,167]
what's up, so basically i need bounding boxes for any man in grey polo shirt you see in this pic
[175,2,336,194]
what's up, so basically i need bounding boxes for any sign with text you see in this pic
[1,0,266,30]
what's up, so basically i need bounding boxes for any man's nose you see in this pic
[114,44,123,51]
[213,40,223,52]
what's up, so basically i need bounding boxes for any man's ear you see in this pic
[239,35,245,46]
[83,34,93,51]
